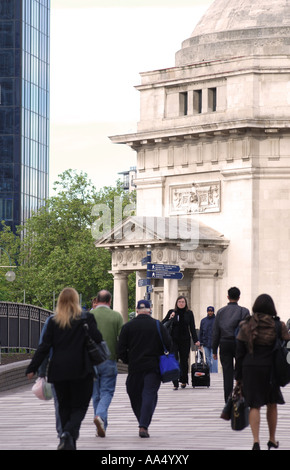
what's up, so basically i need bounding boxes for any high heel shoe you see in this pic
[252,442,260,450]
[267,440,279,450]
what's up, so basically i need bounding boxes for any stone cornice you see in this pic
[110,121,290,149]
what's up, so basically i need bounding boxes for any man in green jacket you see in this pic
[91,290,123,437]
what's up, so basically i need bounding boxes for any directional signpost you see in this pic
[147,263,183,280]
[138,278,151,287]
[139,247,183,303]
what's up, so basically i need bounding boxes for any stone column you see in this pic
[112,271,128,323]
[163,278,179,318]
[190,269,217,327]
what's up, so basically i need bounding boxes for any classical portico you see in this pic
[96,216,229,324]
[105,0,290,322]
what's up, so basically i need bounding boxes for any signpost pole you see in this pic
[146,245,152,303]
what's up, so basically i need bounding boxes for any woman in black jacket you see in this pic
[26,287,103,450]
[236,294,290,450]
[162,295,200,389]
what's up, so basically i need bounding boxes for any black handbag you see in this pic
[156,320,180,383]
[230,384,249,431]
[272,320,290,387]
[163,318,174,335]
[220,395,233,421]
[83,322,110,365]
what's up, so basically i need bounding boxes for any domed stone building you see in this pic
[98,0,290,325]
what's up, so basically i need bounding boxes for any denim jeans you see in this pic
[92,360,118,429]
[203,347,218,373]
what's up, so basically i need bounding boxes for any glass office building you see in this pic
[0,0,50,232]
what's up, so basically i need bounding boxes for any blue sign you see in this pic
[138,278,151,287]
[141,256,150,266]
[148,271,183,280]
[147,263,181,272]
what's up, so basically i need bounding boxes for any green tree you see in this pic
[0,223,20,301]
[3,170,136,310]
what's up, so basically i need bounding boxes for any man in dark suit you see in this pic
[212,287,250,402]
[118,299,172,438]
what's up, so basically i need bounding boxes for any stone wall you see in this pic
[0,360,31,392]
[0,360,128,393]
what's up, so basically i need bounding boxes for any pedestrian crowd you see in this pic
[26,285,290,451]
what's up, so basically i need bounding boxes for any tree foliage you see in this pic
[0,170,136,310]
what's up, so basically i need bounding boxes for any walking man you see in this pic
[91,290,123,437]
[118,299,172,438]
[212,287,250,402]
[199,306,218,373]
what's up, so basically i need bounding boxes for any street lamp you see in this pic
[0,246,16,281]
[0,246,16,364]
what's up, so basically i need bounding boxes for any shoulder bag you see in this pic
[272,320,290,387]
[156,320,180,383]
[83,321,111,366]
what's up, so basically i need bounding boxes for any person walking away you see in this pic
[91,290,124,437]
[37,314,62,438]
[26,287,103,450]
[199,306,218,373]
[212,287,250,402]
[162,295,200,389]
[235,294,290,450]
[118,299,172,438]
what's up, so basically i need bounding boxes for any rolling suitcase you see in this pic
[191,349,210,388]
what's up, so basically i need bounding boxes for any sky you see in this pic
[49,0,212,194]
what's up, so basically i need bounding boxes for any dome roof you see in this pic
[191,0,290,37]
[175,0,290,66]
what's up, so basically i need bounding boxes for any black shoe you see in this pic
[57,432,75,450]
[252,442,260,450]
[139,427,150,438]
[267,440,279,450]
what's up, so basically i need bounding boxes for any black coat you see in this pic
[162,308,199,344]
[118,314,172,374]
[26,313,103,382]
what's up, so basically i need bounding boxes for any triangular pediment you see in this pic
[95,216,229,249]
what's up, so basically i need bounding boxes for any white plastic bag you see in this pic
[32,377,53,400]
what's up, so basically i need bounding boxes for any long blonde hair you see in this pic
[54,287,82,328]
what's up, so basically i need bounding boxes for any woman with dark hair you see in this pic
[162,295,200,389]
[235,294,290,450]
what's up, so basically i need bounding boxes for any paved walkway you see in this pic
[1,372,290,454]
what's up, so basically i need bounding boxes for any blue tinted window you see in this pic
[0,136,13,162]
[0,21,14,48]
[0,198,13,221]
[0,0,50,231]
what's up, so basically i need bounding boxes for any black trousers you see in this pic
[53,374,94,441]
[219,340,236,403]
[172,337,190,385]
[126,371,161,429]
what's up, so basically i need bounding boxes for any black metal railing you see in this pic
[0,302,53,352]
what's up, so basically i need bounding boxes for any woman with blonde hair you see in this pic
[26,287,103,450]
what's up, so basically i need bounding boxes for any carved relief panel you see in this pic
[170,181,221,215]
